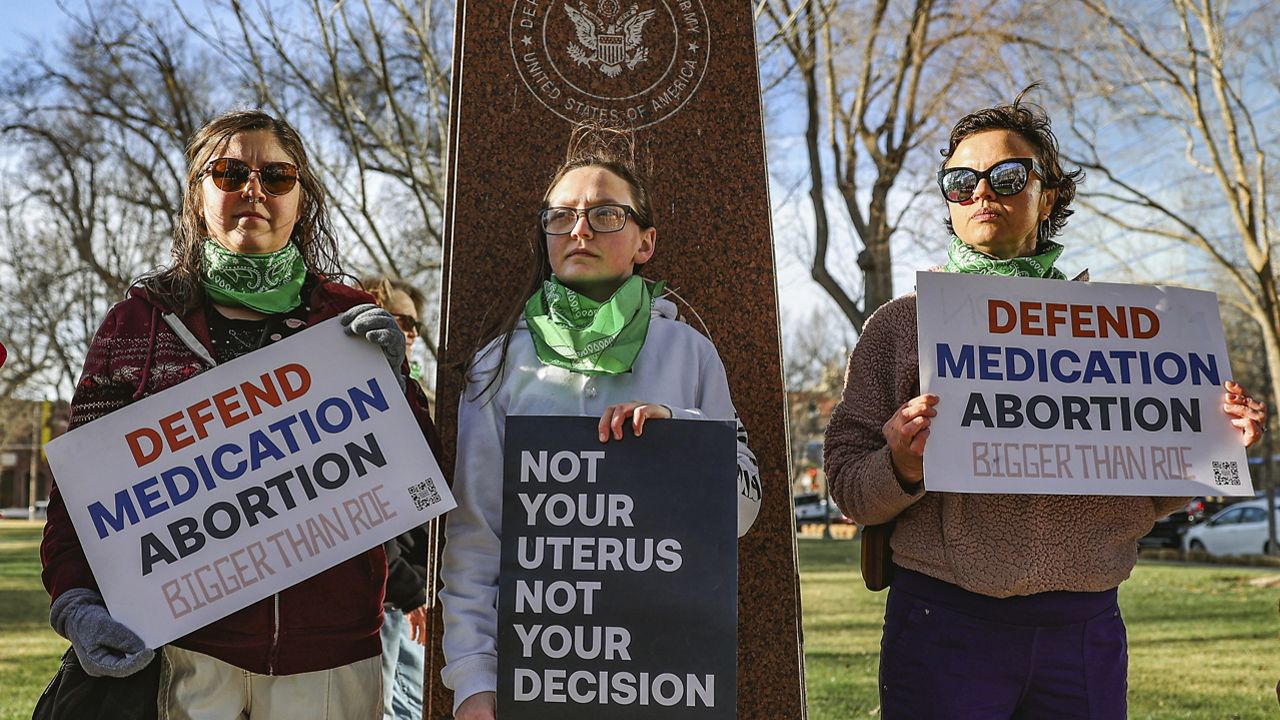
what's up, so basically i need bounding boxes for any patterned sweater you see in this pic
[42,278,439,674]
[823,292,1188,597]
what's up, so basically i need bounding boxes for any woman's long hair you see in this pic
[463,122,656,399]
[136,109,343,314]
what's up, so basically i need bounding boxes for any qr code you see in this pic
[1212,460,1240,486]
[409,477,441,511]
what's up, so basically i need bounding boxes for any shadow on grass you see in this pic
[0,587,52,628]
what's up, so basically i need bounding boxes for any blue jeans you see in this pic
[379,609,425,720]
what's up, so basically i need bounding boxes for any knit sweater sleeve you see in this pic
[824,297,925,525]
[41,305,127,601]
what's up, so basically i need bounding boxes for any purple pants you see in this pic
[879,568,1127,719]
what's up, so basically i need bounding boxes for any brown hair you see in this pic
[136,109,343,313]
[464,122,656,397]
[940,84,1083,245]
[360,276,426,316]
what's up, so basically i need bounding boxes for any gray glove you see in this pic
[50,588,154,678]
[339,303,407,392]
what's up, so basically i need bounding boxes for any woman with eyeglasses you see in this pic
[439,124,762,720]
[823,90,1267,718]
[41,109,434,719]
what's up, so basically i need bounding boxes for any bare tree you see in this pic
[782,305,853,394]
[758,0,1051,331]
[174,0,453,359]
[1038,0,1280,420]
[0,0,207,398]
[0,0,453,403]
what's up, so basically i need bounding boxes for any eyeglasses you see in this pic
[938,157,1044,203]
[391,312,422,335]
[540,204,635,235]
[202,157,300,197]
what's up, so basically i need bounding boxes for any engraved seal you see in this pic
[510,0,710,128]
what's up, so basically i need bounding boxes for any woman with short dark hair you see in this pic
[824,89,1267,718]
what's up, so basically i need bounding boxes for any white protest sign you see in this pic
[918,271,1252,496]
[46,317,455,648]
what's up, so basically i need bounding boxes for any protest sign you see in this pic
[45,318,455,648]
[497,416,737,719]
[918,271,1252,496]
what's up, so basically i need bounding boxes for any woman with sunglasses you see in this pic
[823,90,1268,719]
[439,124,762,720]
[361,275,433,720]
[364,276,428,386]
[41,109,433,719]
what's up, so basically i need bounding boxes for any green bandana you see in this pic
[943,236,1067,279]
[523,274,666,376]
[201,240,306,314]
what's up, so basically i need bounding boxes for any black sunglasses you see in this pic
[391,312,422,335]
[540,204,636,235]
[938,157,1044,203]
[202,157,300,196]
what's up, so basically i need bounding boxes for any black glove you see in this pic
[50,588,153,678]
[339,303,407,392]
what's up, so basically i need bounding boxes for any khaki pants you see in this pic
[159,646,383,720]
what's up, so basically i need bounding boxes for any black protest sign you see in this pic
[497,415,737,719]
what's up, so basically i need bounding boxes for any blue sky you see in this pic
[0,1,848,330]
[0,4,64,56]
[0,2,1256,345]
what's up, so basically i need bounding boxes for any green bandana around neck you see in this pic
[201,240,306,314]
[523,274,666,376]
[943,235,1067,279]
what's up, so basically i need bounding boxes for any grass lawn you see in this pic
[0,522,64,720]
[3,524,1278,718]
[799,538,1280,719]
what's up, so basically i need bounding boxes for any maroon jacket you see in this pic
[41,277,440,675]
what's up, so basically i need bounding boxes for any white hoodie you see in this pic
[439,296,762,711]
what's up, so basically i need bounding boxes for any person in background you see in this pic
[363,276,433,720]
[40,109,433,719]
[823,89,1268,719]
[365,277,429,387]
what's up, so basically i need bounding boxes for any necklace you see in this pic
[209,313,273,363]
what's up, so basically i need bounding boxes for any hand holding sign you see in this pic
[597,401,672,441]
[51,588,154,678]
[1223,380,1268,447]
[456,691,497,720]
[883,394,938,490]
[339,304,407,392]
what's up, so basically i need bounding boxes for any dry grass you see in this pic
[4,524,1279,718]
[0,522,64,720]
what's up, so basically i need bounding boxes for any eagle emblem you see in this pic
[564,2,657,78]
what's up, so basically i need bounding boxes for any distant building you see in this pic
[787,390,836,495]
[0,399,67,512]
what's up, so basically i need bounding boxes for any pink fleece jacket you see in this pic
[824,291,1187,597]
